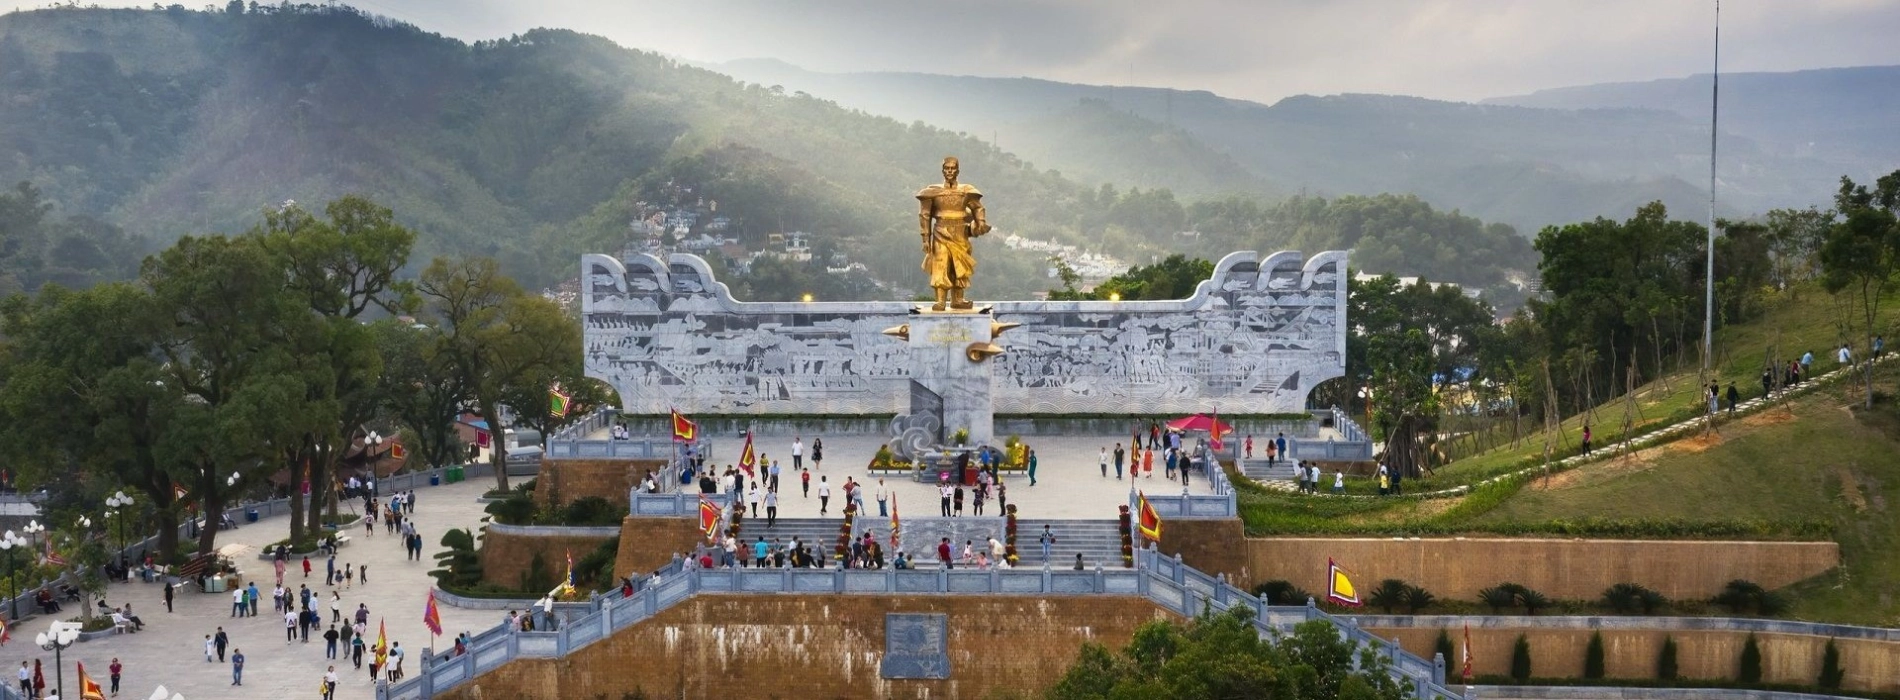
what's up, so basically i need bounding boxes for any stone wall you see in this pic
[437,594,1178,700]
[611,515,708,580]
[1160,529,1838,601]
[531,458,666,509]
[1373,626,1900,694]
[478,524,617,590]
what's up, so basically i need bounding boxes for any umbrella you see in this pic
[1165,414,1233,436]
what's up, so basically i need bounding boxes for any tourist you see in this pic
[1245,435,1253,459]
[1113,442,1125,480]
[351,633,366,669]
[875,479,888,517]
[791,436,803,470]
[1377,464,1390,496]
[204,635,215,663]
[1877,335,1886,359]
[1309,464,1322,496]
[1143,447,1154,478]
[1039,525,1056,562]
[163,579,173,613]
[1027,449,1038,486]
[817,476,831,515]
[952,485,964,516]
[1266,439,1277,465]
[343,563,353,589]
[1073,553,1085,570]
[1727,382,1740,416]
[360,562,369,585]
[937,538,953,569]
[1276,433,1288,463]
[988,536,1005,565]
[745,483,761,518]
[972,482,985,515]
[324,624,340,659]
[768,460,781,491]
[323,665,338,699]
[800,468,811,498]
[812,437,824,469]
[230,586,244,617]
[764,488,779,527]
[1840,343,1854,368]
[230,648,245,686]
[1333,471,1344,495]
[1582,425,1592,455]
[893,551,910,569]
[391,640,408,681]
[1098,447,1108,477]
[108,657,121,696]
[16,661,28,696]
[214,627,229,661]
[961,540,975,566]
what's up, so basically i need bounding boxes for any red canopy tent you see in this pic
[1165,414,1232,436]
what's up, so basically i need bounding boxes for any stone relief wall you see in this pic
[582,250,1346,415]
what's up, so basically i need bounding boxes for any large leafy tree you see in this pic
[257,196,415,544]
[1819,171,1900,408]
[371,319,470,471]
[418,257,582,492]
[1346,274,1497,474]
[1046,608,1406,700]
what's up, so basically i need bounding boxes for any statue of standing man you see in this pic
[917,156,990,311]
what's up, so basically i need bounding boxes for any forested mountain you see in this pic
[714,59,1885,236]
[0,5,1535,301]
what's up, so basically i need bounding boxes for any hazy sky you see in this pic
[221,0,1900,102]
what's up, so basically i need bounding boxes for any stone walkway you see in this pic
[2,479,501,700]
[707,433,1217,521]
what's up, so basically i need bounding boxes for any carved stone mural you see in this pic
[581,250,1346,416]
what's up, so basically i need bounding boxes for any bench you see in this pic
[109,612,135,634]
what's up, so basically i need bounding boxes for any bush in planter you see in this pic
[1479,585,1520,613]
[484,494,536,525]
[1658,636,1679,680]
[1434,629,1454,665]
[1401,584,1436,614]
[1714,579,1786,616]
[430,528,483,589]
[563,496,622,526]
[1584,631,1605,679]
[1738,633,1762,684]
[1368,579,1410,614]
[1510,634,1532,682]
[951,428,969,446]
[1251,580,1311,606]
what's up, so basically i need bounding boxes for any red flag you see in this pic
[671,409,697,443]
[888,494,901,552]
[423,589,443,637]
[737,433,757,478]
[476,430,492,449]
[374,619,389,667]
[698,496,720,540]
[391,442,408,460]
[1209,406,1225,451]
[1136,491,1161,541]
[0,618,9,645]
[1462,623,1474,680]
[76,661,105,700]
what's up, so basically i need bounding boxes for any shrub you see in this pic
[518,551,554,593]
[429,528,483,588]
[1714,579,1784,616]
[573,536,622,591]
[1583,631,1605,679]
[1510,634,1532,682]
[1658,636,1679,680]
[1518,588,1551,615]
[1401,584,1436,614]
[1738,633,1762,684]
[1757,591,1788,616]
[1638,588,1670,615]
[563,496,622,526]
[1603,583,1645,614]
[1479,586,1519,613]
[1819,638,1845,689]
[1369,579,1409,614]
[1251,580,1310,606]
[484,494,536,525]
[1434,629,1454,664]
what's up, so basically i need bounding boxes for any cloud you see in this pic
[266,0,1900,102]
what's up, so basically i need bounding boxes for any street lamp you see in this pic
[107,491,134,552]
[0,531,24,621]
[37,620,81,699]
[22,520,44,549]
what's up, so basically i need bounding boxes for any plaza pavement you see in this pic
[3,478,501,700]
[6,433,1211,699]
[690,433,1218,520]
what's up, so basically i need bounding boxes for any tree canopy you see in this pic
[1046,608,1406,700]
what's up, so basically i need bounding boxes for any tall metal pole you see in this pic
[1704,0,1720,370]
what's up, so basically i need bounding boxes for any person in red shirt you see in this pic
[937,538,953,570]
[109,658,123,696]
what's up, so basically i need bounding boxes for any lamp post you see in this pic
[0,531,24,622]
[37,620,81,699]
[364,431,385,501]
[22,519,44,549]
[107,491,134,553]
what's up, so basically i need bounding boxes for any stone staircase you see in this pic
[1014,519,1128,570]
[742,517,854,552]
[1240,459,1300,491]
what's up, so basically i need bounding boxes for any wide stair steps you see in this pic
[1013,519,1128,571]
[741,518,852,551]
[1240,459,1300,491]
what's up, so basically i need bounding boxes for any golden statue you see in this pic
[917,156,990,311]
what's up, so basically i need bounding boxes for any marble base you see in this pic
[905,311,998,448]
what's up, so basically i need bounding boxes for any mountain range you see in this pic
[0,5,1892,301]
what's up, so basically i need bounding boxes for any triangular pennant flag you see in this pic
[1326,558,1362,606]
[76,661,105,700]
[1462,623,1474,680]
[423,589,443,637]
[699,496,720,540]
[671,409,697,443]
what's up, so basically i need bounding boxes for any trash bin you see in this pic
[246,509,259,523]
[430,474,441,486]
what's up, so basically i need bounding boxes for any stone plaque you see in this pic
[881,612,951,680]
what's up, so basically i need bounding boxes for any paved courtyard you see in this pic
[3,479,499,700]
[684,432,1220,520]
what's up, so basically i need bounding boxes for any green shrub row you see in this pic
[1483,632,1862,695]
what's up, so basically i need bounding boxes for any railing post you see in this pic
[1093,564,1105,593]
[1172,554,1186,585]
[1432,652,1446,686]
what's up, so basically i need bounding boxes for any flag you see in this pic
[0,617,9,645]
[476,430,492,449]
[1209,406,1224,451]
[41,540,66,568]
[391,442,408,461]
[1326,558,1362,606]
[549,387,572,418]
[423,589,443,637]
[1136,491,1162,541]
[1461,623,1474,680]
[76,661,105,700]
[374,619,389,668]
[564,549,576,594]
[671,409,697,443]
[698,496,720,540]
[737,433,757,478]
[888,494,901,552]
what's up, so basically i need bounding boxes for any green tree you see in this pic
[1045,608,1405,700]
[1583,631,1605,679]
[1818,638,1845,689]
[1657,636,1679,680]
[1510,634,1532,682]
[418,257,582,492]
[1738,633,1763,684]
[371,319,470,471]
[1818,171,1900,408]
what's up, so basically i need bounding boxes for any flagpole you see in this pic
[1703,0,1720,371]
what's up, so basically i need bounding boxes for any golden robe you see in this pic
[917,183,988,291]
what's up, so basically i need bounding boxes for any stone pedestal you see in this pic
[903,310,997,450]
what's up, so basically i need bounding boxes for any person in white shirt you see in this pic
[791,437,804,470]
[746,484,761,518]
[1333,471,1344,494]
[817,477,831,516]
[875,479,889,517]
[1098,447,1108,478]
[1839,344,1853,366]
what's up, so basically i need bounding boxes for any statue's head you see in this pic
[941,157,959,183]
